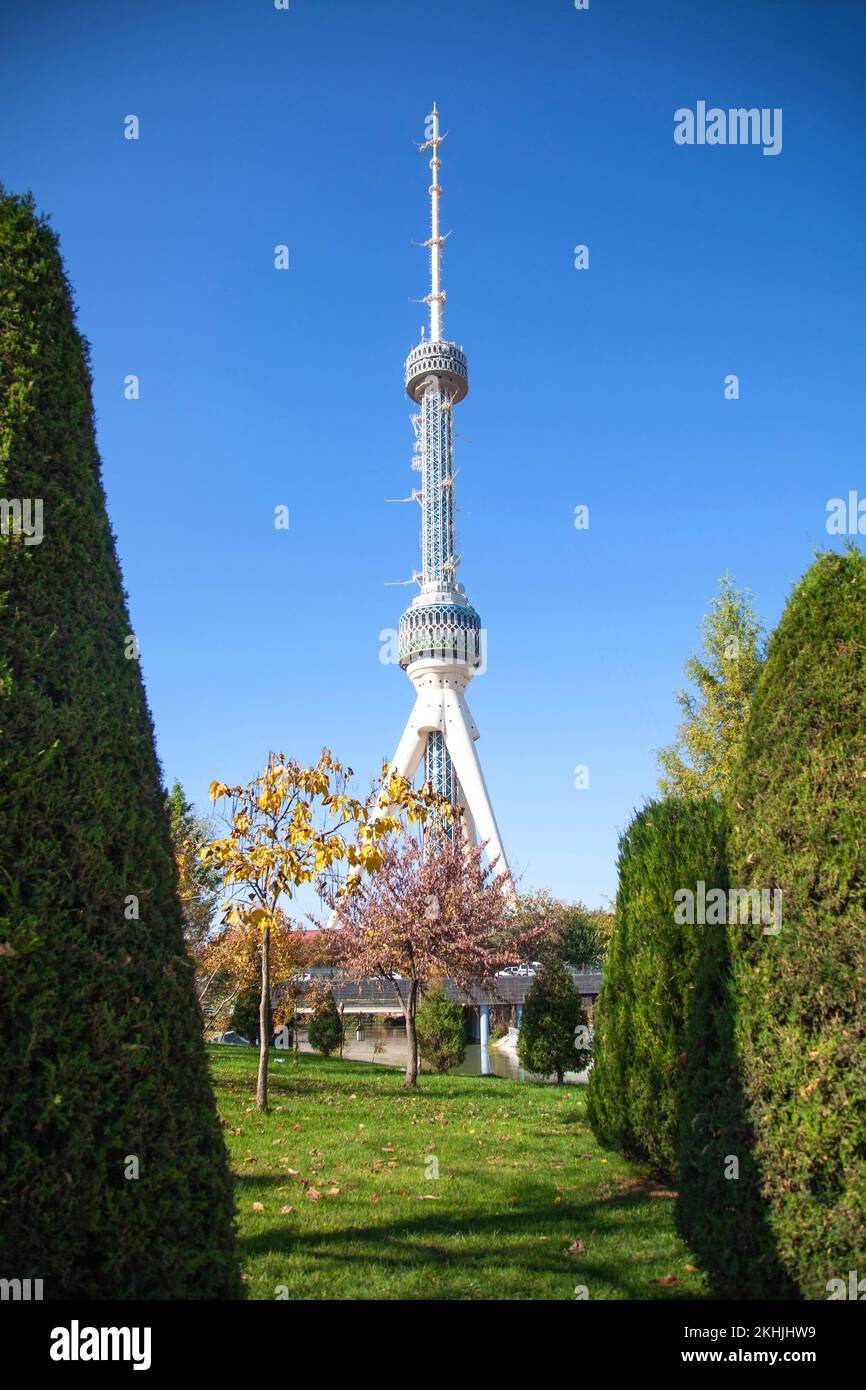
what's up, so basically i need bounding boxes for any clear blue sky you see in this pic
[2,0,864,908]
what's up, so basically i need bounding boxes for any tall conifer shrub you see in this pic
[0,190,239,1298]
[680,549,866,1298]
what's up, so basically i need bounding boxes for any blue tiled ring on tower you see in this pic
[399,595,482,670]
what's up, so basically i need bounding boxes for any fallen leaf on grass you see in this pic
[279,1205,294,1215]
[325,1187,340,1196]
[659,1275,679,1286]
[415,1194,440,1200]
[306,1187,321,1201]
[566,1239,586,1256]
[252,1202,264,1213]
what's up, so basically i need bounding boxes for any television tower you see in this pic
[387,106,511,885]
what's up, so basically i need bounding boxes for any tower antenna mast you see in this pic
[421,102,446,342]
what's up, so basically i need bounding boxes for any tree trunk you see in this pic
[256,926,270,1110]
[556,1066,564,1085]
[403,980,419,1087]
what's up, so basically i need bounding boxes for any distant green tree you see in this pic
[307,990,343,1057]
[231,982,262,1042]
[657,575,764,798]
[514,890,611,969]
[165,780,221,957]
[518,958,590,1084]
[554,902,613,969]
[416,980,466,1073]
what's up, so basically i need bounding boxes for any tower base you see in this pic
[389,659,512,889]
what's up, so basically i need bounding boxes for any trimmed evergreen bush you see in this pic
[0,190,239,1298]
[416,980,465,1073]
[307,991,343,1056]
[681,549,866,1298]
[517,957,589,1084]
[587,797,728,1177]
[231,983,261,1042]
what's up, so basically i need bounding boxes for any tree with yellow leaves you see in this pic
[202,750,451,1109]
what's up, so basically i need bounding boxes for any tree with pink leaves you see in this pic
[325,832,548,1086]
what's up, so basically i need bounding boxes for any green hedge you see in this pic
[680,549,866,1298]
[0,189,239,1298]
[587,797,728,1178]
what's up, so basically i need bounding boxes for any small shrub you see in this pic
[416,980,465,1073]
[518,957,589,1084]
[307,991,343,1057]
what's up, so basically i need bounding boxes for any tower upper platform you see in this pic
[405,339,468,404]
[399,586,481,671]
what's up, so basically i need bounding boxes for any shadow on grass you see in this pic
[233,1171,708,1301]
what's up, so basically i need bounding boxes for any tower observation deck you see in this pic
[387,107,511,885]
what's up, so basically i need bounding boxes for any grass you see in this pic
[208,1045,709,1300]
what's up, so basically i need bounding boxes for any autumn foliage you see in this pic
[326,832,545,1085]
[203,751,453,1106]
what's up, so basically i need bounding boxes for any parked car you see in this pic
[211,1031,252,1046]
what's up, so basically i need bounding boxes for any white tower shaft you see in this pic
[387,108,513,892]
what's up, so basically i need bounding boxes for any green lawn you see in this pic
[208,1045,708,1300]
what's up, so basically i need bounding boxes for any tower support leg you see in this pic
[388,695,429,784]
[440,686,513,892]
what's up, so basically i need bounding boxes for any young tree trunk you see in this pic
[556,1065,564,1085]
[403,979,419,1087]
[257,926,271,1111]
